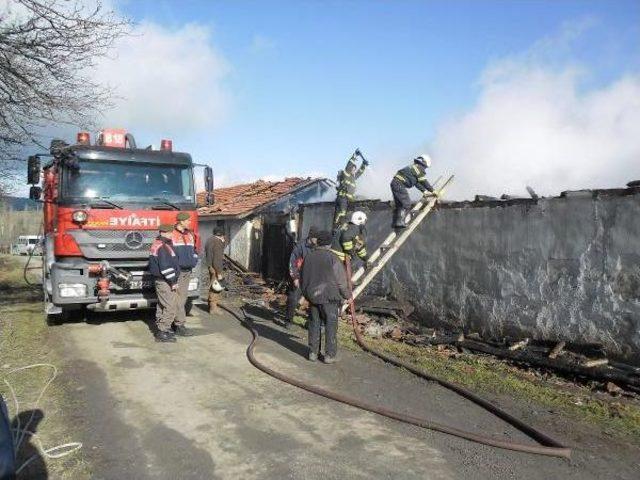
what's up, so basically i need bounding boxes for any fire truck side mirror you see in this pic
[204,166,214,205]
[29,186,42,201]
[27,155,41,185]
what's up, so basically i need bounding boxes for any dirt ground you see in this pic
[1,256,640,479]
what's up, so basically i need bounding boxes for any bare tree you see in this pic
[0,0,131,183]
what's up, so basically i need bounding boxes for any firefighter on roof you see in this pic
[149,224,180,343]
[331,211,370,266]
[390,153,437,228]
[333,149,369,227]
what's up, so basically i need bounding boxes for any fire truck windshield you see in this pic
[62,160,194,204]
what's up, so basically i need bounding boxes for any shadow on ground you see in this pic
[198,302,310,359]
[11,409,47,479]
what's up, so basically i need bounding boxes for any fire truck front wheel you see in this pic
[46,311,69,327]
[45,307,85,326]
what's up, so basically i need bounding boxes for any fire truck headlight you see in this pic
[58,283,87,298]
[72,210,88,224]
[188,278,199,291]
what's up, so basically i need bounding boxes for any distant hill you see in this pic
[0,196,41,211]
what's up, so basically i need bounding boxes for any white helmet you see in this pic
[210,279,224,293]
[350,211,367,225]
[415,153,432,168]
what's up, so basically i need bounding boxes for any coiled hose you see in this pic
[219,261,571,459]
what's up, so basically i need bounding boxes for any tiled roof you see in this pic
[197,177,320,217]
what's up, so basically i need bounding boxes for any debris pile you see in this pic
[219,256,279,305]
[350,297,640,396]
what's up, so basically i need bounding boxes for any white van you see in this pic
[11,235,42,256]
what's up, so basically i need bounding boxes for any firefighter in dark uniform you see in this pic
[390,153,437,228]
[331,211,369,266]
[171,212,199,336]
[333,149,369,228]
[149,224,180,342]
[285,226,319,329]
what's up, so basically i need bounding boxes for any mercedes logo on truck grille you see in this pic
[124,231,144,250]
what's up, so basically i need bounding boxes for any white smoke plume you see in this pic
[434,68,640,200]
[359,19,640,202]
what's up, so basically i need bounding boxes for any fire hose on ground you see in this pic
[219,258,572,460]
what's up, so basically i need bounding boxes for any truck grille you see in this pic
[69,229,157,259]
[82,229,157,240]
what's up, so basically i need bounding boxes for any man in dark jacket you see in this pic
[390,153,437,228]
[149,224,181,342]
[171,212,199,336]
[333,149,369,227]
[204,227,225,315]
[300,230,350,363]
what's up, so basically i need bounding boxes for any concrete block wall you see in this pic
[299,189,640,363]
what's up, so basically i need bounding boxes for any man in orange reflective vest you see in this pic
[171,212,199,336]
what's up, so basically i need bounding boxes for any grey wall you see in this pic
[199,218,253,269]
[300,189,640,363]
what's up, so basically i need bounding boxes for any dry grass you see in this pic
[0,254,91,479]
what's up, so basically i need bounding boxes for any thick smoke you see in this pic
[359,20,640,201]
[433,68,640,200]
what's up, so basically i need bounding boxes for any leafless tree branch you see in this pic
[0,0,131,186]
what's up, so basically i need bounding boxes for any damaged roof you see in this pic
[197,177,329,218]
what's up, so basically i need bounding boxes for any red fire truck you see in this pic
[27,129,214,323]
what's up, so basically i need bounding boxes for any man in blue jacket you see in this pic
[171,212,199,336]
[149,224,181,342]
[285,226,318,329]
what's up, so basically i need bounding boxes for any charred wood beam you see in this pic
[457,339,640,391]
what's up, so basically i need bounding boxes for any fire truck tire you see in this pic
[46,312,65,326]
[46,307,84,326]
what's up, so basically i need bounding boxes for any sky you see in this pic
[11,0,640,200]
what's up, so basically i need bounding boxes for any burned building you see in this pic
[197,177,332,280]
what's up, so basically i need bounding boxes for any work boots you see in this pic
[155,330,177,343]
[173,325,194,337]
[393,208,407,228]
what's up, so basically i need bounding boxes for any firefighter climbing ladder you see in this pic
[344,174,455,310]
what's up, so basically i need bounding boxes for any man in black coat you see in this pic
[300,230,350,364]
